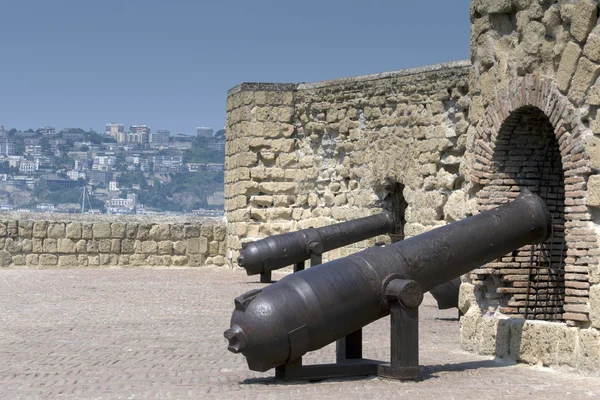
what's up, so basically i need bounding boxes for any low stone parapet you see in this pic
[0,213,228,268]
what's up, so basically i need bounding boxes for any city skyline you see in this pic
[0,0,471,134]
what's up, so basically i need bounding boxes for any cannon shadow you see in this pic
[240,359,508,385]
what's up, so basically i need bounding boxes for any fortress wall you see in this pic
[0,213,228,269]
[225,61,473,265]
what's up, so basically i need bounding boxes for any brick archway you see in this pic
[470,76,594,324]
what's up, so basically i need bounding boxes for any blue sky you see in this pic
[0,0,471,135]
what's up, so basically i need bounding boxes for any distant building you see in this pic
[171,141,193,151]
[196,126,214,138]
[24,138,43,157]
[0,137,15,156]
[206,140,225,152]
[0,125,4,135]
[109,180,118,191]
[38,126,56,135]
[19,161,36,174]
[67,170,86,181]
[150,130,170,144]
[206,163,224,171]
[186,163,206,172]
[152,155,183,173]
[62,132,85,141]
[92,155,116,170]
[105,123,125,138]
[91,170,113,185]
[108,194,136,213]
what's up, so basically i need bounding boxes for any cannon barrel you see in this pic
[225,192,551,372]
[238,212,395,275]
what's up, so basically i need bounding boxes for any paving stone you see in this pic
[0,268,599,399]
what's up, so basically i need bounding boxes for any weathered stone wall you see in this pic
[0,213,227,268]
[225,61,474,264]
[460,0,600,374]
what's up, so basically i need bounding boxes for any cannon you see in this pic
[224,191,550,381]
[238,212,461,310]
[238,212,395,281]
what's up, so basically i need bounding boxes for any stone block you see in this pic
[458,283,477,314]
[187,238,200,254]
[39,254,58,266]
[137,224,151,240]
[578,328,600,372]
[157,241,173,255]
[569,57,600,105]
[460,307,482,353]
[33,221,48,238]
[141,241,157,254]
[32,239,43,253]
[58,239,75,253]
[208,241,219,255]
[149,224,170,241]
[184,224,201,238]
[172,256,189,266]
[118,255,129,266]
[88,256,100,266]
[0,251,12,267]
[0,222,6,237]
[170,225,184,240]
[100,254,116,266]
[570,0,598,43]
[111,239,121,253]
[98,239,112,253]
[21,239,32,253]
[588,175,600,206]
[43,238,57,253]
[58,255,79,268]
[12,255,25,266]
[18,221,33,238]
[65,223,82,239]
[78,255,89,266]
[82,223,93,239]
[556,326,578,367]
[258,182,297,195]
[125,223,138,239]
[129,254,146,266]
[5,238,21,253]
[173,241,186,255]
[121,239,134,254]
[86,239,99,253]
[206,255,227,266]
[557,41,582,93]
[47,223,65,239]
[213,225,226,241]
[584,27,600,63]
[591,284,600,329]
[111,222,126,239]
[93,222,111,239]
[518,322,558,366]
[26,254,39,266]
[200,225,214,239]
[146,255,163,266]
[7,221,17,237]
[75,240,87,254]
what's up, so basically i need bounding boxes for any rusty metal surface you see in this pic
[225,192,551,372]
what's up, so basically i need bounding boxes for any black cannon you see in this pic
[238,212,395,282]
[224,191,550,381]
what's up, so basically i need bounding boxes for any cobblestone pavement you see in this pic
[1,267,600,399]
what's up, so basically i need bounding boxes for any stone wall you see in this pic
[460,0,600,374]
[0,213,228,268]
[225,61,474,264]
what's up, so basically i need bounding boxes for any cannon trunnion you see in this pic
[225,192,551,381]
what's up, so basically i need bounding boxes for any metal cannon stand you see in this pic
[273,246,423,382]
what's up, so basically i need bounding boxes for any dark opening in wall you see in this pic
[476,106,566,322]
[382,181,407,243]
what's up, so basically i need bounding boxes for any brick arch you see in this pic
[469,76,594,324]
